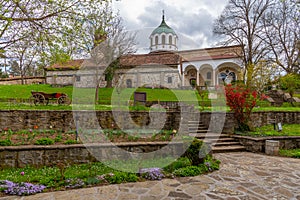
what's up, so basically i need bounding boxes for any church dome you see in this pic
[151,16,176,35]
[149,11,178,53]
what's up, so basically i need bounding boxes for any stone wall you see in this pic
[199,111,300,133]
[46,70,106,87]
[0,110,299,133]
[114,66,181,88]
[0,77,45,85]
[0,142,186,168]
[233,135,300,153]
[0,110,181,132]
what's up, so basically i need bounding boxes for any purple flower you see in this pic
[139,168,165,180]
[0,180,46,196]
[20,172,25,176]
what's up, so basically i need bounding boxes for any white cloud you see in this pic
[113,0,228,53]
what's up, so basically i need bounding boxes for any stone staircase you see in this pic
[188,120,246,153]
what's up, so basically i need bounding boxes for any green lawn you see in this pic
[238,124,300,137]
[0,84,299,111]
[0,84,202,101]
[279,149,300,158]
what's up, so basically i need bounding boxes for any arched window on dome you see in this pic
[155,36,158,45]
[162,35,166,45]
[169,35,172,45]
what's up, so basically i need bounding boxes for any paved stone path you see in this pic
[1,152,299,200]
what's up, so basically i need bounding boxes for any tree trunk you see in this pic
[106,80,113,88]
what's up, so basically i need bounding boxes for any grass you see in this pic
[237,124,300,137]
[0,84,299,112]
[0,84,201,101]
[0,155,220,196]
[279,149,300,158]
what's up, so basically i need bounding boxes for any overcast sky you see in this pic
[112,0,228,53]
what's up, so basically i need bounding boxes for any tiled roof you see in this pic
[120,52,180,67]
[179,45,242,62]
[45,59,84,70]
[45,45,242,70]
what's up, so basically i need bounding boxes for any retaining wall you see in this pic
[0,142,186,168]
[0,110,299,133]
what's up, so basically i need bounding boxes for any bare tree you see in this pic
[262,0,300,74]
[76,4,136,102]
[89,15,137,102]
[7,39,38,84]
[213,0,273,86]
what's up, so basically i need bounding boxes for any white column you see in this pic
[213,69,216,86]
[196,69,200,86]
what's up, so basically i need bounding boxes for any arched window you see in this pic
[155,36,158,45]
[169,35,172,44]
[162,35,165,45]
[206,72,212,80]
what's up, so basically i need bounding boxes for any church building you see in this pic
[45,13,243,88]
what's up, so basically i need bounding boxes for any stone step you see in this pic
[203,138,237,143]
[213,141,241,146]
[189,133,230,138]
[212,145,246,153]
[188,125,207,129]
[188,130,208,134]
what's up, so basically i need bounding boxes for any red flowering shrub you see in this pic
[225,84,264,131]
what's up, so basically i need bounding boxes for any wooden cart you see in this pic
[30,91,71,105]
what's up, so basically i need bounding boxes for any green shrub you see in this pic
[0,139,12,146]
[64,140,78,145]
[173,166,203,177]
[85,177,101,185]
[35,138,54,145]
[105,172,138,184]
[55,135,62,142]
[292,152,300,158]
[201,155,221,171]
[163,157,191,173]
[183,139,210,166]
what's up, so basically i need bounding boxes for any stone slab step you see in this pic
[189,133,230,138]
[214,142,241,146]
[212,145,246,153]
[203,138,237,143]
[188,130,208,133]
[188,126,207,130]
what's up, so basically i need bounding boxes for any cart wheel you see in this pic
[57,95,71,105]
[32,93,46,105]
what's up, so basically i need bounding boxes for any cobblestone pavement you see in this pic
[1,152,300,200]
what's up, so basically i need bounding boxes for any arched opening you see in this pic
[183,65,198,87]
[169,35,172,45]
[199,64,213,87]
[155,36,158,45]
[218,70,237,85]
[162,35,166,45]
[216,62,241,85]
